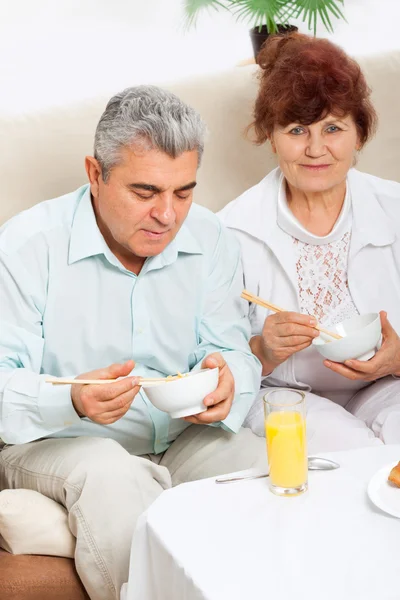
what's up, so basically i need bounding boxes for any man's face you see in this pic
[87,147,198,273]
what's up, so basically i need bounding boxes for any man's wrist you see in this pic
[70,388,85,418]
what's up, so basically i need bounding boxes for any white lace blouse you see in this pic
[277,178,368,406]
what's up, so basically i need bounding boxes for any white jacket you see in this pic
[219,168,400,389]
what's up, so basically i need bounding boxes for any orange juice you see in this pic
[265,411,307,489]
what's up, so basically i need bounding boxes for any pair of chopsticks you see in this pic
[241,289,342,340]
[46,291,340,388]
[45,374,187,386]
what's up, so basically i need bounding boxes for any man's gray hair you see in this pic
[94,85,206,181]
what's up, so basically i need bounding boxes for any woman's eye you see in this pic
[289,127,305,135]
[326,125,341,133]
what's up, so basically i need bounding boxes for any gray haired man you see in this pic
[0,86,265,600]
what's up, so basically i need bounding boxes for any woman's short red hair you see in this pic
[252,33,377,147]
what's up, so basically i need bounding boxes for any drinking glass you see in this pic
[264,389,308,496]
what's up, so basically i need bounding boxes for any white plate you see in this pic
[367,461,400,519]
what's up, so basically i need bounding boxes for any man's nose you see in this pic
[150,195,176,225]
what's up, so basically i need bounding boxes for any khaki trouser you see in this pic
[0,426,267,600]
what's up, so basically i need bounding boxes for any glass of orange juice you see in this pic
[264,389,308,496]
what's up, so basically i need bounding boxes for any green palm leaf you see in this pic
[231,0,288,32]
[292,0,346,35]
[184,0,347,36]
[184,0,228,28]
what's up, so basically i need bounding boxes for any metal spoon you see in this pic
[215,456,340,484]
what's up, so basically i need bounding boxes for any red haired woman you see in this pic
[220,34,400,452]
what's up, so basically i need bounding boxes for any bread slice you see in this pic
[388,461,400,488]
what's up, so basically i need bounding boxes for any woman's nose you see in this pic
[306,133,327,158]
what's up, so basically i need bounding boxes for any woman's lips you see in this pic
[300,164,332,171]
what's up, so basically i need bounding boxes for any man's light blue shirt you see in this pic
[0,185,261,454]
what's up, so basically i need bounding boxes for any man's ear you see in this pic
[85,156,103,198]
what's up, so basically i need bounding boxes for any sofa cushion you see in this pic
[0,549,89,600]
[0,489,75,558]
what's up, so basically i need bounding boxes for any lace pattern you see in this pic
[294,231,359,327]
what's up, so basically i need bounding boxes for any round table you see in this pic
[122,444,400,600]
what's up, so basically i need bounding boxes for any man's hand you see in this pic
[71,360,141,424]
[324,311,400,381]
[183,353,235,425]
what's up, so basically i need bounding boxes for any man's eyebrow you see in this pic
[176,182,197,192]
[127,181,197,193]
[128,183,163,193]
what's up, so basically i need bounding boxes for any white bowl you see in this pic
[312,313,382,363]
[141,368,219,419]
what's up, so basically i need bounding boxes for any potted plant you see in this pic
[184,0,346,61]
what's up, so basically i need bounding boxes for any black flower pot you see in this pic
[250,24,298,62]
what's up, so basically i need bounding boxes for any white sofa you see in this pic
[0,48,400,600]
[1,50,400,226]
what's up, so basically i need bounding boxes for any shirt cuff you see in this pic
[220,358,261,433]
[38,377,82,428]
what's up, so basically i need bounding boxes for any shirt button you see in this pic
[137,328,143,334]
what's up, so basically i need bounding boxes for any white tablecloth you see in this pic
[122,445,400,600]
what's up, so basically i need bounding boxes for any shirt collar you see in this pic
[142,220,203,274]
[68,185,203,268]
[277,171,352,245]
[222,167,396,249]
[220,168,281,244]
[68,185,107,264]
[347,169,396,249]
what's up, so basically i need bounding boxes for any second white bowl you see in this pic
[312,313,382,363]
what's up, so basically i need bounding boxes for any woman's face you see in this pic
[270,114,360,194]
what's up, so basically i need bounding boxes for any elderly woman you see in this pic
[219,33,400,452]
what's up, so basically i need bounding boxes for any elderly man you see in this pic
[0,86,264,600]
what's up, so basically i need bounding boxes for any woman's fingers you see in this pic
[277,334,316,347]
[278,324,319,339]
[272,312,317,327]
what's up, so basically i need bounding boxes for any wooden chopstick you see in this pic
[241,289,342,340]
[45,375,185,386]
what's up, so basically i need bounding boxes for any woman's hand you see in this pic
[324,311,400,381]
[252,311,320,376]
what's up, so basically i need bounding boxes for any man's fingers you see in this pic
[97,399,135,422]
[203,376,232,407]
[95,386,140,413]
[201,352,226,370]
[184,399,231,424]
[78,360,136,382]
[102,360,135,379]
[95,377,140,401]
